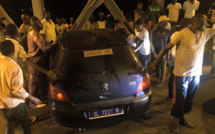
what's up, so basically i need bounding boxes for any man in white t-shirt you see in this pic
[183,0,200,18]
[134,19,151,68]
[148,14,215,133]
[166,0,182,32]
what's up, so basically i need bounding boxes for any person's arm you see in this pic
[10,66,41,105]
[165,4,169,13]
[25,58,56,79]
[147,42,174,70]
[134,39,143,52]
[182,2,186,17]
[178,3,182,18]
[26,58,48,74]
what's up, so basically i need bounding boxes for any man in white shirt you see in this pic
[0,40,41,134]
[19,14,31,37]
[40,11,56,43]
[148,14,215,133]
[134,19,151,68]
[183,0,200,18]
[166,0,182,32]
[4,23,27,67]
[55,17,67,35]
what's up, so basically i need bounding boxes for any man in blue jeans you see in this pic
[147,14,215,133]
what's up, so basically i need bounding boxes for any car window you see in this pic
[62,29,128,50]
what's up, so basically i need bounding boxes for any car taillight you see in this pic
[49,83,71,102]
[136,73,150,93]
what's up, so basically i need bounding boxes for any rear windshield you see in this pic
[62,29,128,50]
[55,45,142,80]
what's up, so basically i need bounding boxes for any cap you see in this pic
[158,15,169,23]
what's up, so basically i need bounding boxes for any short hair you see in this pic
[114,19,120,24]
[135,19,143,25]
[44,11,50,15]
[179,18,192,29]
[0,40,14,56]
[137,2,143,5]
[30,16,39,26]
[191,14,207,24]
[5,23,18,37]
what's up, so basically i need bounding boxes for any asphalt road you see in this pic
[0,65,215,134]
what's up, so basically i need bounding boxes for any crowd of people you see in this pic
[0,0,215,133]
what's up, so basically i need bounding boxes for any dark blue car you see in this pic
[49,29,152,127]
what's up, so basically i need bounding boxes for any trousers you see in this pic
[171,76,200,119]
[2,103,31,134]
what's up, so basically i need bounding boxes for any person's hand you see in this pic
[56,34,62,42]
[153,52,157,58]
[47,70,56,79]
[146,62,156,74]
[28,95,42,106]
[53,34,62,45]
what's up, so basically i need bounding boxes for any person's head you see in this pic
[135,19,144,32]
[106,14,113,21]
[21,14,30,25]
[44,11,51,20]
[172,0,177,4]
[189,0,195,4]
[158,15,169,28]
[90,15,96,23]
[5,23,18,37]
[152,0,158,5]
[99,12,105,21]
[191,14,208,32]
[56,17,62,25]
[70,17,74,24]
[62,18,67,24]
[114,20,122,30]
[30,16,43,31]
[0,40,14,57]
[137,2,143,10]
[143,14,150,22]
[179,18,192,30]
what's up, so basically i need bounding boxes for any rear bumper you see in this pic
[49,90,152,127]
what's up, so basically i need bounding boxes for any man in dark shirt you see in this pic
[152,15,171,86]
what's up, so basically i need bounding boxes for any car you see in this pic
[49,29,152,127]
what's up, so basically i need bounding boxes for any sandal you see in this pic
[179,118,195,128]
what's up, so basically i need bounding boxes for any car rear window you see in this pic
[62,29,128,50]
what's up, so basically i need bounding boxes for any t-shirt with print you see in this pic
[183,0,200,18]
[147,4,164,22]
[171,28,215,76]
[152,27,171,54]
[166,2,182,22]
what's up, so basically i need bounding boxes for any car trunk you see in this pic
[53,45,143,104]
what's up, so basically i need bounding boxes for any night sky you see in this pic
[0,0,213,26]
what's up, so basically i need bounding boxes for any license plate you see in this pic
[88,107,124,120]
[84,48,113,58]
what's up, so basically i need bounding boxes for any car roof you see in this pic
[62,29,128,50]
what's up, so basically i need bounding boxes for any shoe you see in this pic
[179,118,195,128]
[169,120,180,133]
[167,96,173,101]
[30,116,37,124]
